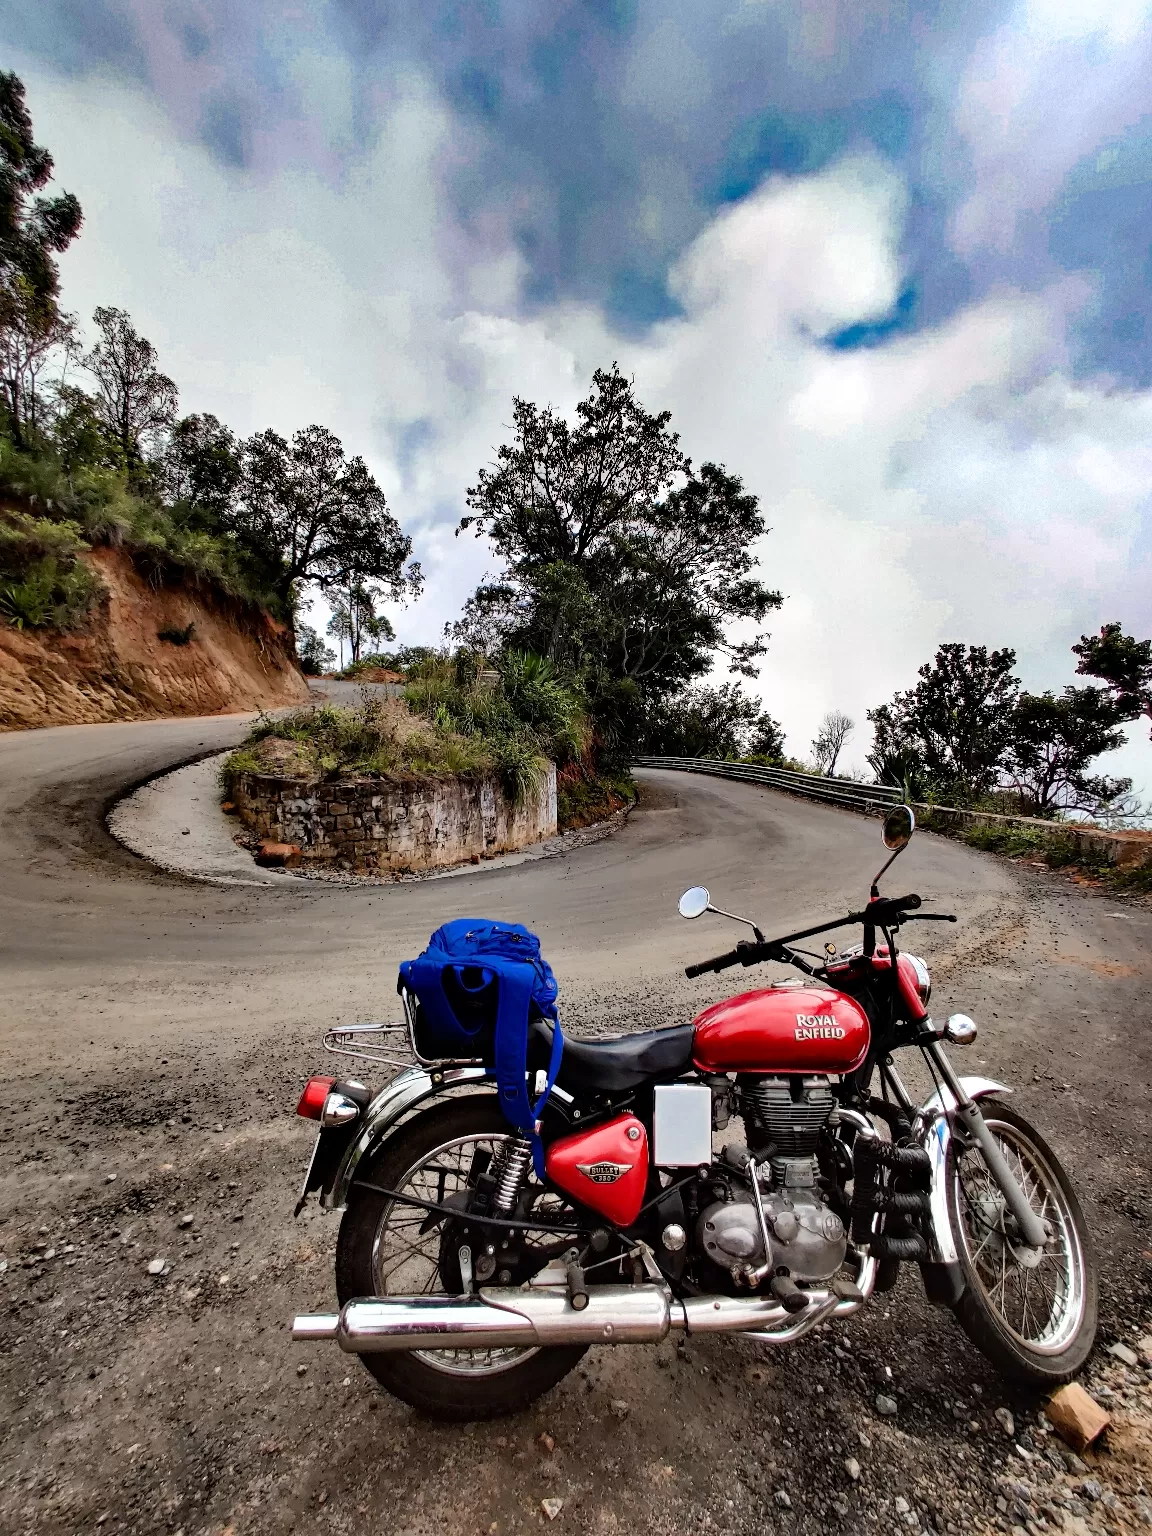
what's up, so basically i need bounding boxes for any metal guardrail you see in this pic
[634,756,902,814]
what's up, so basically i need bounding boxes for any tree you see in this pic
[295,622,336,676]
[644,682,783,760]
[1004,687,1130,817]
[0,72,82,355]
[811,709,854,775]
[234,425,421,607]
[326,580,395,666]
[458,366,781,746]
[82,306,177,471]
[158,413,241,523]
[0,288,78,445]
[867,644,1021,802]
[1073,623,1152,738]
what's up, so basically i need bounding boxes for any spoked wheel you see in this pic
[946,1101,1096,1383]
[336,1095,587,1419]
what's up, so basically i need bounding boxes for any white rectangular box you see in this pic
[653,1083,713,1167]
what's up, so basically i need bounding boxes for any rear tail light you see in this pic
[296,1076,336,1120]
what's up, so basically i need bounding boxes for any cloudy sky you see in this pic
[5,0,1152,785]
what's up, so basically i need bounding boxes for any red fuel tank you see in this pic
[545,1114,649,1227]
[692,985,869,1075]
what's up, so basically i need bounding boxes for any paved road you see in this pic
[2,715,1152,1536]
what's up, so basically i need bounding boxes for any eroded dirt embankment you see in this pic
[0,546,309,730]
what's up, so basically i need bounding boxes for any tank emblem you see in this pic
[794,1014,846,1040]
[575,1160,631,1184]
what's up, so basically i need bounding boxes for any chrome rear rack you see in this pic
[322,1022,413,1071]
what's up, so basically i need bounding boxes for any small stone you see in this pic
[181,827,190,836]
[297,1364,307,1376]
[1108,1341,1140,1367]
[774,1490,792,1509]
[609,1399,630,1418]
[254,840,301,868]
[875,1394,898,1416]
[537,1432,555,1454]
[832,1499,849,1517]
[1135,1334,1152,1363]
[895,1497,910,1515]
[213,1123,224,1133]
[104,1173,116,1184]
[995,1407,1016,1437]
[146,1257,166,1275]
[177,1214,194,1229]
[1079,1479,1102,1502]
[540,1498,563,1521]
[844,1458,862,1482]
[1043,1383,1110,1452]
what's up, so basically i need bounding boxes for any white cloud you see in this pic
[22,56,1152,795]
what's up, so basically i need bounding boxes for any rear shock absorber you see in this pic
[489,1133,534,1216]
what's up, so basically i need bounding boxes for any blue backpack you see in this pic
[398,919,564,1175]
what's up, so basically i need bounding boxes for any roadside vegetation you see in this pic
[0,72,418,638]
[222,649,593,809]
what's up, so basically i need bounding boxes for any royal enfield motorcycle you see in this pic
[290,806,1096,1419]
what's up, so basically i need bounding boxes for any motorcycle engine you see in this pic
[694,1075,847,1285]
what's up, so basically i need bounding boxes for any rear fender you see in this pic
[912,1076,1011,1300]
[319,1065,491,1211]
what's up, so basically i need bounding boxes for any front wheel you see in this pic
[946,1100,1097,1384]
[336,1094,587,1420]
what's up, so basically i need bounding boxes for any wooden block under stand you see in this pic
[1043,1383,1110,1452]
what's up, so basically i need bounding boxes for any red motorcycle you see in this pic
[291,807,1096,1419]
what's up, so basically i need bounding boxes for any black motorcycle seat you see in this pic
[528,1016,696,1095]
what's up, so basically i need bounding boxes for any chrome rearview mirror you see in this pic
[678,886,765,941]
[678,886,711,920]
[882,804,915,851]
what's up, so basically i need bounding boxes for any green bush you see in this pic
[0,553,100,629]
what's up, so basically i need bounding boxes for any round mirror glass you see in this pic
[882,805,916,851]
[678,886,711,920]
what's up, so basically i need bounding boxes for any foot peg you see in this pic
[769,1274,809,1313]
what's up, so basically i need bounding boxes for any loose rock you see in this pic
[1108,1341,1139,1367]
[844,1458,861,1482]
[146,1257,166,1276]
[609,1399,630,1418]
[540,1497,563,1521]
[876,1394,898,1416]
[774,1490,792,1509]
[994,1407,1016,1437]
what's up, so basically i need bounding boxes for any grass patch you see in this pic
[918,808,1151,894]
[557,769,636,832]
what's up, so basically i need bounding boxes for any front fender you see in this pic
[913,1076,1011,1269]
[321,1065,491,1211]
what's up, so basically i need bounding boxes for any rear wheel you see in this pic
[336,1095,587,1419]
[946,1101,1096,1383]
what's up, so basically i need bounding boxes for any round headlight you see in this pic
[905,953,931,1006]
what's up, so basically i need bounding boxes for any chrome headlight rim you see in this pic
[905,953,931,1006]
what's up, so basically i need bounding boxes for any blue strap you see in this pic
[493,960,564,1178]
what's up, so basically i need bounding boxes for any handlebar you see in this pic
[684,895,957,978]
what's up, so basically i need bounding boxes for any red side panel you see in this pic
[692,986,870,1074]
[545,1114,649,1227]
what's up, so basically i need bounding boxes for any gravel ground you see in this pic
[2,735,1152,1536]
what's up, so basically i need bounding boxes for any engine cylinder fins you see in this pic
[740,1074,836,1157]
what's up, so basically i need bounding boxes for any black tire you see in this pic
[946,1100,1097,1384]
[336,1094,586,1420]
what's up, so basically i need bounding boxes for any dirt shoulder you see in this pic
[3,759,1152,1535]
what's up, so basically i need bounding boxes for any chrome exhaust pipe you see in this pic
[294,1284,672,1353]
[291,1255,877,1353]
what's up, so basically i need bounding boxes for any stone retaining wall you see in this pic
[231,764,557,874]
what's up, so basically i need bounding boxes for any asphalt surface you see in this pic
[3,715,1152,1536]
